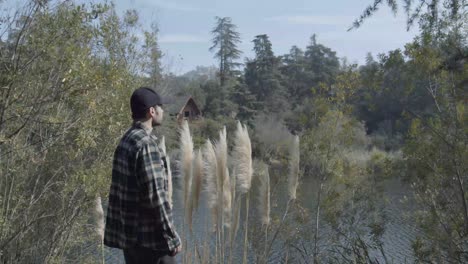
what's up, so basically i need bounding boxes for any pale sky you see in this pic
[7,0,414,75]
[114,0,419,74]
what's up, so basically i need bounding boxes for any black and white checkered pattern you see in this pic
[104,122,180,252]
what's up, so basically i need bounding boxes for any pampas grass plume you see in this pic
[258,163,271,226]
[203,140,218,211]
[160,135,167,155]
[186,149,203,230]
[215,126,228,193]
[288,135,300,200]
[191,149,203,212]
[203,140,219,232]
[180,120,194,208]
[160,136,173,207]
[223,167,232,228]
[231,167,241,240]
[233,121,253,194]
[94,196,105,241]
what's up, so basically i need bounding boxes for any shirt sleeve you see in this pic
[136,143,181,251]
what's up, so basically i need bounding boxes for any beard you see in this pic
[151,107,164,127]
[152,116,162,127]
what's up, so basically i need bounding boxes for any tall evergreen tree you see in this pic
[209,16,242,87]
[231,79,257,124]
[252,34,276,72]
[244,34,286,112]
[280,45,309,103]
[304,34,340,89]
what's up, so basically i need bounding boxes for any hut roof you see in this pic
[177,97,201,115]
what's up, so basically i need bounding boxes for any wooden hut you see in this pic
[176,97,202,123]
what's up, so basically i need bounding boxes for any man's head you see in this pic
[130,87,166,126]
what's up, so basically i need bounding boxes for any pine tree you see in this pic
[231,79,257,124]
[252,34,276,72]
[244,34,286,112]
[304,34,340,89]
[209,16,242,87]
[280,45,309,104]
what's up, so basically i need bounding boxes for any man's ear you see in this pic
[147,107,155,117]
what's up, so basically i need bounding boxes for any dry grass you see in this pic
[233,121,253,194]
[203,140,218,230]
[180,120,194,203]
[223,167,232,228]
[257,162,270,226]
[180,120,194,232]
[192,149,203,211]
[93,196,105,241]
[160,136,173,207]
[215,126,228,193]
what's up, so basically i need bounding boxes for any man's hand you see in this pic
[170,245,182,256]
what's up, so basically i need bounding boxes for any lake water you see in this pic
[103,174,418,263]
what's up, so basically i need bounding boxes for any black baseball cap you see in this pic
[130,87,168,119]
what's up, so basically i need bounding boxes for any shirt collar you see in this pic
[133,121,154,135]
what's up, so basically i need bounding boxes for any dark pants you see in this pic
[123,247,176,264]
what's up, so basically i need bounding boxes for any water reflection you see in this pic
[104,175,418,263]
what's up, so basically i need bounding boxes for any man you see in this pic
[104,87,182,264]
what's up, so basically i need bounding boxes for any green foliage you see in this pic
[284,62,360,133]
[141,23,163,87]
[201,80,237,118]
[244,34,287,113]
[280,46,309,104]
[402,33,467,262]
[304,34,340,88]
[230,80,257,124]
[278,35,341,107]
[0,1,161,262]
[349,0,466,31]
[300,109,392,261]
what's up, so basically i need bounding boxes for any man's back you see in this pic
[104,122,180,253]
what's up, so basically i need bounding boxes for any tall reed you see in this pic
[229,168,241,264]
[257,163,270,227]
[179,120,194,264]
[214,126,228,263]
[264,135,300,261]
[180,120,194,206]
[233,121,253,194]
[231,122,254,264]
[93,196,105,264]
[159,136,173,207]
[223,167,232,229]
[256,162,270,263]
[215,126,228,195]
[203,140,218,230]
[189,149,203,230]
[288,135,300,200]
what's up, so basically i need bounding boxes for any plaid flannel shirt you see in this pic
[104,122,180,252]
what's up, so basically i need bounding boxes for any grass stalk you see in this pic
[101,240,105,264]
[242,192,250,264]
[264,198,294,260]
